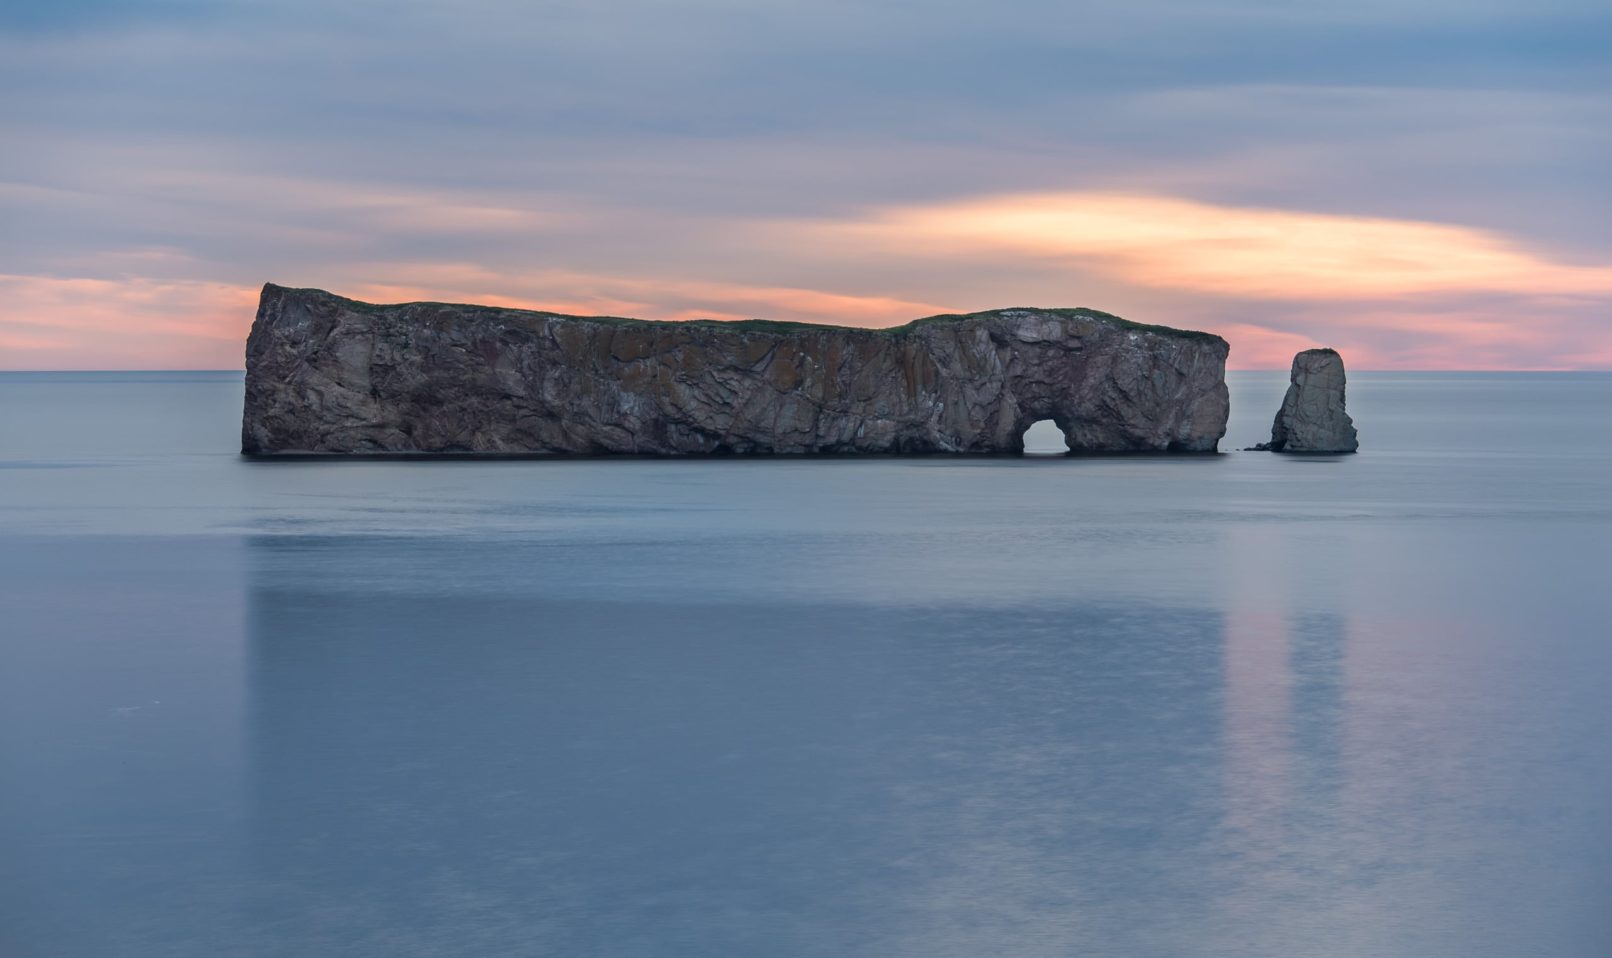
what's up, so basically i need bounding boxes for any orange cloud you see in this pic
[0,275,257,369]
[336,263,956,327]
[1,267,957,370]
[803,191,1612,301]
[10,185,1610,371]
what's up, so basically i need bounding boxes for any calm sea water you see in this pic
[2,371,1609,957]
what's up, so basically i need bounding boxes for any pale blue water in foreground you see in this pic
[2,371,1610,958]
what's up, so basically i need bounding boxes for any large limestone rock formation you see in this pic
[1263,348,1359,453]
[242,284,1230,456]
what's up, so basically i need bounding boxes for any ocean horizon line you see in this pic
[5,367,1610,376]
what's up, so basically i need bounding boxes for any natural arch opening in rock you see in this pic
[1020,419,1068,455]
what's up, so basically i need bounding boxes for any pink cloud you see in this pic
[336,265,957,327]
[8,188,1610,371]
[0,275,257,370]
[1,267,957,370]
[1212,323,1327,369]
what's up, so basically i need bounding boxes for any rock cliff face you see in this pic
[242,284,1230,456]
[1263,348,1359,453]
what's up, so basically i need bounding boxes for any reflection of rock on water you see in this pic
[243,534,1231,954]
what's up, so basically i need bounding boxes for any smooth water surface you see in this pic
[2,371,1610,957]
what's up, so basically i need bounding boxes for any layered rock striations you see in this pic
[242,284,1230,456]
[1261,348,1359,453]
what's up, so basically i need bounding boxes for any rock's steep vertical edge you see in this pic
[241,284,1231,456]
[1264,348,1359,454]
[240,282,285,456]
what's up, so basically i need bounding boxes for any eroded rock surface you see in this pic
[242,284,1230,456]
[1262,348,1359,453]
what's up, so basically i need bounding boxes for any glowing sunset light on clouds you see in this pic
[825,192,1612,301]
[8,190,1604,370]
[1,0,1606,370]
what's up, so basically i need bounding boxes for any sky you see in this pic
[2,0,1608,370]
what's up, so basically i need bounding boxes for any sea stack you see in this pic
[242,284,1230,456]
[1263,348,1359,453]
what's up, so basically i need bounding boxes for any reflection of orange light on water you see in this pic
[1222,608,1295,837]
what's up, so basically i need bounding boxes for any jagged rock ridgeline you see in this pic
[1254,348,1359,454]
[242,284,1230,456]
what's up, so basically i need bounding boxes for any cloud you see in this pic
[9,184,1609,372]
[339,264,956,327]
[1209,297,1604,371]
[796,191,1612,301]
[0,265,957,370]
[0,274,256,369]
[1,2,1608,370]
[1213,324,1333,370]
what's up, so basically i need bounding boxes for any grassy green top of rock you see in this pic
[267,284,1223,344]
